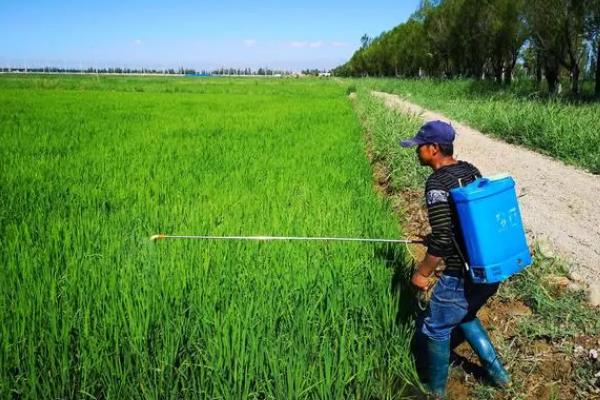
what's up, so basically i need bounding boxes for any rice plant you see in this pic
[0,75,420,399]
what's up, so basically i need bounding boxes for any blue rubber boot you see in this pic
[459,318,511,387]
[423,337,450,398]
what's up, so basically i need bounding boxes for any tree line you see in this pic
[334,0,600,96]
[0,67,204,75]
[1,66,305,77]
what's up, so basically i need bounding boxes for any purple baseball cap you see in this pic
[400,120,456,147]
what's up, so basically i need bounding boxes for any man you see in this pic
[400,121,510,399]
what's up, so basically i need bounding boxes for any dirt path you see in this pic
[373,91,600,296]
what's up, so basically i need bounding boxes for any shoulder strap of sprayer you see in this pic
[438,167,480,275]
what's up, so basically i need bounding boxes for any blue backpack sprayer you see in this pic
[151,175,531,284]
[449,175,532,283]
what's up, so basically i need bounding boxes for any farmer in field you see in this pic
[401,121,510,398]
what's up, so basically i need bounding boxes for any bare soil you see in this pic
[372,91,600,304]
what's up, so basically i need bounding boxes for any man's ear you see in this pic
[431,143,440,156]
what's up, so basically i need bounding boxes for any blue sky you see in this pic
[0,0,420,71]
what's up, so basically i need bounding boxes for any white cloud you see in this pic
[132,39,142,46]
[289,41,308,48]
[288,40,324,49]
[243,39,256,47]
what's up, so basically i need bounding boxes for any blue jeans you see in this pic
[417,274,499,341]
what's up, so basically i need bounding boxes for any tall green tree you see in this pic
[525,0,587,94]
[334,0,594,97]
[585,0,600,94]
[488,0,527,83]
[423,0,463,76]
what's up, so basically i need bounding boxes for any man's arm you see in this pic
[412,179,455,291]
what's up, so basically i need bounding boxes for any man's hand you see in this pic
[411,253,441,291]
[411,271,430,291]
[415,233,430,246]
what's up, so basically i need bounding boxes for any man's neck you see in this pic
[431,157,458,171]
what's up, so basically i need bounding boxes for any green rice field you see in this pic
[0,75,419,399]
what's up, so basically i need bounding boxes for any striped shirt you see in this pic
[425,161,481,274]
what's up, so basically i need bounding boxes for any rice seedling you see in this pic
[0,75,420,399]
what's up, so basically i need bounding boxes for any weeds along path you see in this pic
[373,91,600,288]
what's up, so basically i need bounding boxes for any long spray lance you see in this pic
[150,234,424,245]
[150,234,429,308]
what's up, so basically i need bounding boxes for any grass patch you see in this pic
[499,245,600,339]
[358,78,600,174]
[352,87,428,192]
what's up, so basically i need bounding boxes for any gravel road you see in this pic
[373,91,600,295]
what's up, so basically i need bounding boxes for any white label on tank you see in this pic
[508,207,518,227]
[496,212,508,232]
